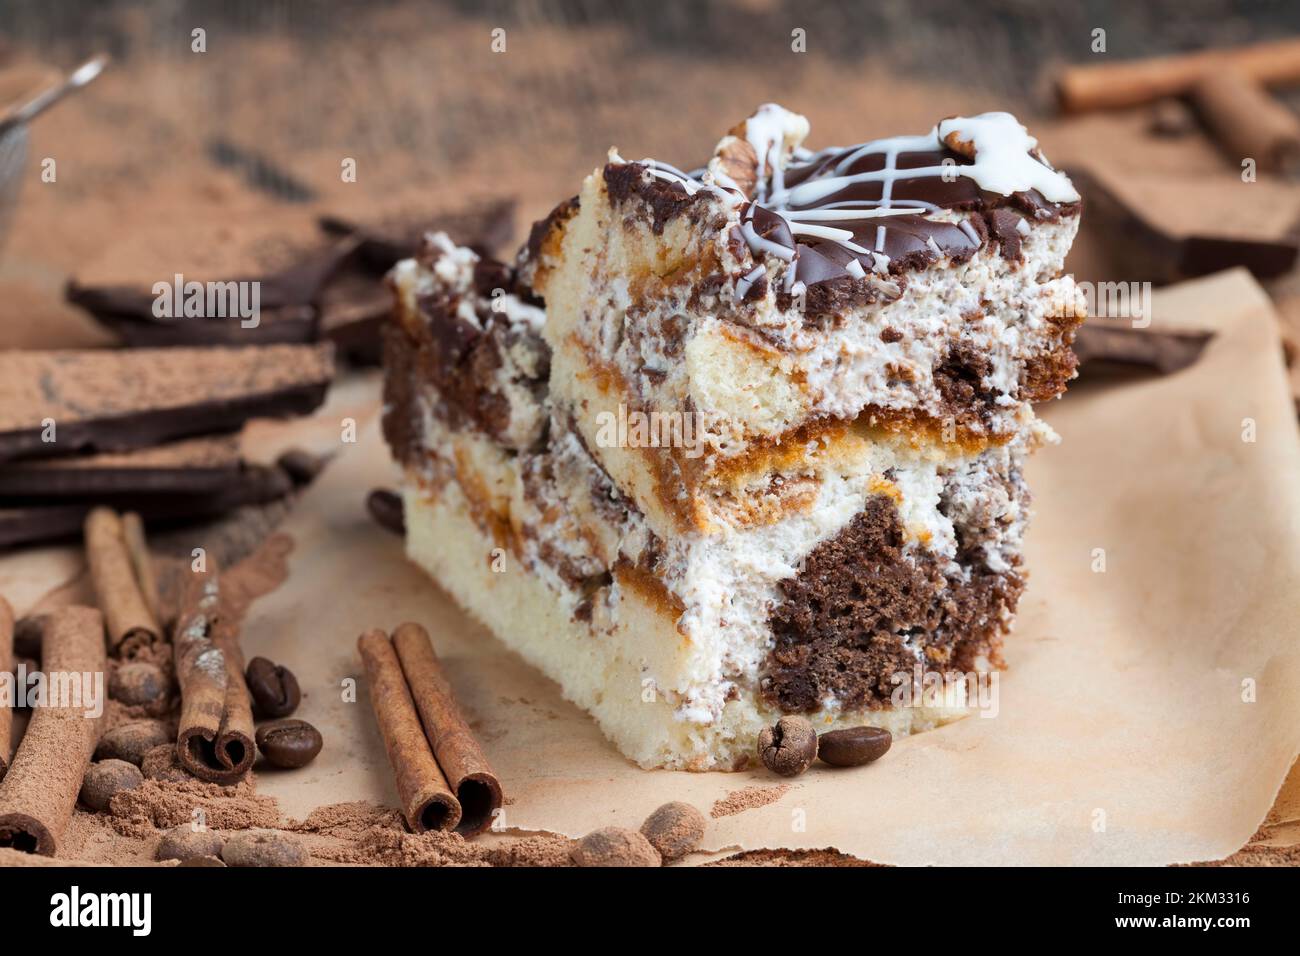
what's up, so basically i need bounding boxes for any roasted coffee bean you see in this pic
[758,715,818,777]
[817,726,892,767]
[12,616,44,659]
[367,488,405,535]
[276,448,325,486]
[245,656,301,718]
[255,718,323,769]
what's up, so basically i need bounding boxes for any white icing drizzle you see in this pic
[610,107,1077,306]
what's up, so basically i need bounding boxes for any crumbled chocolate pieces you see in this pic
[758,715,818,777]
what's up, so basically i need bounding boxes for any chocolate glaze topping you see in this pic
[602,110,1080,301]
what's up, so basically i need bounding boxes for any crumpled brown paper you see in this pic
[4,268,1297,865]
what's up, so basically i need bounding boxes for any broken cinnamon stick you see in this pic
[1057,37,1300,113]
[1191,68,1300,175]
[173,563,255,783]
[84,507,161,658]
[392,622,503,836]
[121,512,163,626]
[357,629,461,833]
[0,596,12,780]
[0,606,105,855]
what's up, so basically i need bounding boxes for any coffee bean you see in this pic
[96,719,172,766]
[817,726,892,767]
[276,448,325,485]
[571,827,661,867]
[255,718,322,768]
[367,488,405,535]
[12,615,44,659]
[640,802,706,862]
[245,657,301,718]
[81,759,144,811]
[157,825,224,863]
[109,661,169,711]
[758,715,818,777]
[222,830,307,867]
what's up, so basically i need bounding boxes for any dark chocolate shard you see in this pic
[0,344,333,463]
[0,467,294,550]
[65,240,358,348]
[319,198,516,270]
[1073,319,1215,375]
[0,435,242,498]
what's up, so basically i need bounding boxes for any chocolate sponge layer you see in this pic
[763,494,1022,714]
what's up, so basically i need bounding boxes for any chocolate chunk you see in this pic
[0,435,241,499]
[67,242,355,348]
[984,208,1026,261]
[320,198,516,270]
[1073,320,1214,375]
[0,344,333,464]
[0,467,295,550]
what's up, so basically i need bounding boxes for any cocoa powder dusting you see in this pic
[710,785,792,819]
[108,777,280,836]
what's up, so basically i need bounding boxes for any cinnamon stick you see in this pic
[84,507,161,657]
[1057,37,1300,113]
[1191,69,1300,175]
[358,629,461,833]
[392,622,503,836]
[0,596,13,780]
[0,606,105,855]
[172,563,255,783]
[121,511,163,626]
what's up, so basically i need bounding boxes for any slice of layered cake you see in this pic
[383,106,1083,770]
